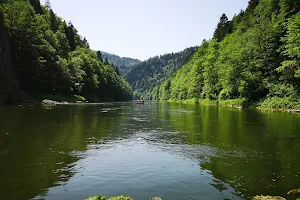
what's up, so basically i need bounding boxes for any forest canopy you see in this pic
[152,0,300,109]
[0,0,132,103]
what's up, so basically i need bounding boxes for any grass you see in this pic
[164,98,217,105]
[199,98,217,106]
[160,96,300,112]
[218,98,247,108]
[166,98,199,104]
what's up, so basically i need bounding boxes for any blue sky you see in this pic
[41,0,249,60]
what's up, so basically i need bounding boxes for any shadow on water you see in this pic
[0,104,131,200]
[0,102,300,200]
[152,102,300,199]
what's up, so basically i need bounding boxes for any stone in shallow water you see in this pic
[150,198,162,200]
[252,196,286,200]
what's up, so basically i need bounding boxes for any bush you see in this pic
[259,96,300,109]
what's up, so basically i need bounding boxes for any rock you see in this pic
[252,195,286,200]
[150,198,162,200]
[288,188,300,195]
[41,99,70,105]
[41,99,59,105]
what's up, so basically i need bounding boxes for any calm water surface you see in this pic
[0,102,300,200]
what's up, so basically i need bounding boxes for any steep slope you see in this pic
[155,0,300,109]
[101,51,140,73]
[0,0,132,103]
[0,11,24,104]
[126,47,198,99]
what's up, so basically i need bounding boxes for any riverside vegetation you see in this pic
[1,0,300,110]
[122,0,300,110]
[153,0,300,109]
[1,0,300,200]
[0,0,132,104]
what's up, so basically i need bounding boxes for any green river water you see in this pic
[0,102,299,200]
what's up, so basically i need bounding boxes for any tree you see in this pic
[1,0,133,102]
[30,0,43,14]
[96,51,103,62]
[213,13,232,42]
[64,21,77,51]
[49,9,59,32]
[45,0,51,10]
[278,12,300,88]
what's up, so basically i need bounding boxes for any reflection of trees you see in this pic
[1,102,300,199]
[0,104,130,200]
[154,102,300,198]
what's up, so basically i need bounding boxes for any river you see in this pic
[0,102,299,200]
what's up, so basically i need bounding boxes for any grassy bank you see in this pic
[164,98,245,108]
[160,97,300,113]
[217,98,247,108]
[163,98,217,105]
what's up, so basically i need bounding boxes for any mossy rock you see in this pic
[252,195,286,200]
[85,195,133,200]
[85,196,106,200]
[110,196,133,200]
[288,188,300,195]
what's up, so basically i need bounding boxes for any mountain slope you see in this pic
[0,0,132,103]
[101,51,140,73]
[126,47,198,98]
[155,0,300,109]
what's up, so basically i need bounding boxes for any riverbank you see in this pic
[0,94,122,105]
[162,97,300,113]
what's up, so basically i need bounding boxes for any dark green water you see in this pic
[0,102,300,200]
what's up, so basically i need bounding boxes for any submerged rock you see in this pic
[252,195,286,200]
[150,198,162,200]
[41,99,70,105]
[288,188,300,195]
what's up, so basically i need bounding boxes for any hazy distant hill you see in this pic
[126,47,198,98]
[101,51,140,73]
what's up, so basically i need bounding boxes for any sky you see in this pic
[41,0,249,60]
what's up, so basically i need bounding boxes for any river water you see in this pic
[0,102,299,200]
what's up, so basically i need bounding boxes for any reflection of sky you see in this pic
[3,102,300,200]
[41,137,243,200]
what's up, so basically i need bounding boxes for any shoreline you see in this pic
[2,97,300,114]
[158,98,300,114]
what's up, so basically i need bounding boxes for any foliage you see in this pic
[1,0,132,103]
[100,51,140,74]
[218,98,247,108]
[154,0,300,109]
[259,96,300,109]
[126,47,198,99]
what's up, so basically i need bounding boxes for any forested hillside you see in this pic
[0,0,132,104]
[154,0,300,109]
[126,47,198,99]
[101,51,140,74]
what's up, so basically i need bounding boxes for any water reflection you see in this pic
[0,102,300,200]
